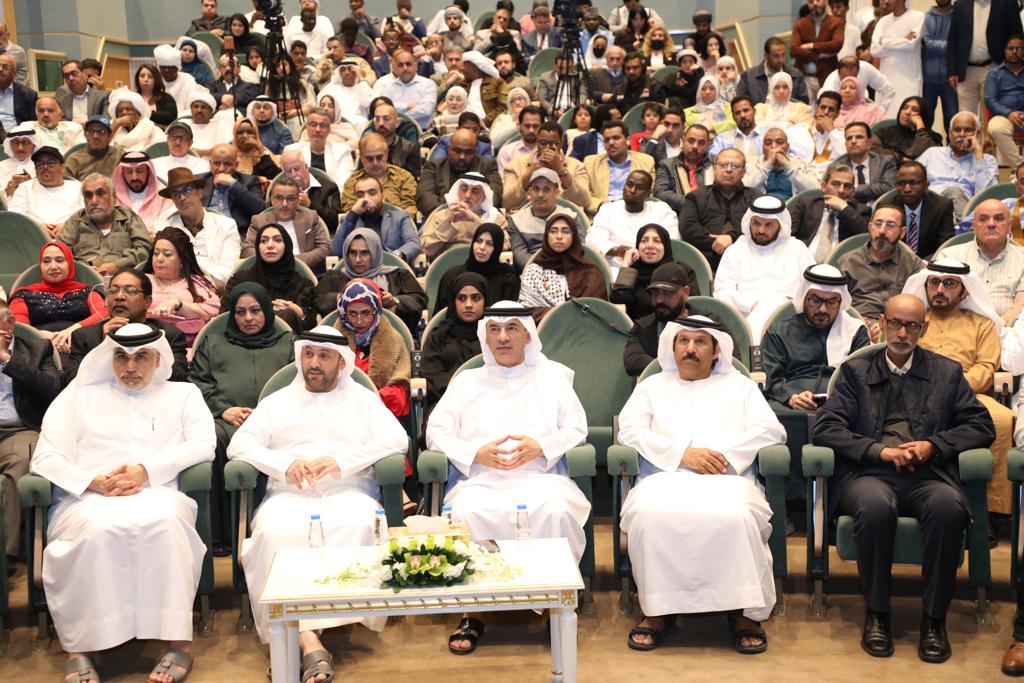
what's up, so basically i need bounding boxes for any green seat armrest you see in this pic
[566,444,596,478]
[17,473,51,508]
[959,448,993,482]
[224,460,259,491]
[417,449,449,485]
[1009,448,1024,482]
[802,445,835,478]
[374,452,407,487]
[757,444,790,476]
[179,462,212,492]
[607,444,640,476]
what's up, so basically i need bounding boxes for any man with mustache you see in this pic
[623,263,694,377]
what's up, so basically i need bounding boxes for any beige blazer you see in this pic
[582,150,655,214]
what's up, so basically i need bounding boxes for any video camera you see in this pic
[256,0,286,32]
[552,0,582,42]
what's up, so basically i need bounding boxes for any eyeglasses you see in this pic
[169,186,196,200]
[108,286,142,296]
[1008,46,1024,52]
[345,309,376,321]
[870,219,900,229]
[806,295,841,310]
[271,193,299,203]
[0,64,14,73]
[926,277,962,289]
[167,133,192,142]
[34,159,61,169]
[306,121,330,129]
[884,318,924,333]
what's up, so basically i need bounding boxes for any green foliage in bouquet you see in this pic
[381,534,475,591]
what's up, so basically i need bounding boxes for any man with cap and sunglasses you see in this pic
[151,120,212,186]
[623,262,696,376]
[8,145,84,238]
[65,115,123,180]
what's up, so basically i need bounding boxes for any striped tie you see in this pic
[907,211,919,253]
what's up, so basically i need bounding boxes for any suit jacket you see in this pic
[307,176,342,234]
[243,206,331,273]
[200,170,266,234]
[653,154,715,213]
[57,87,109,122]
[947,0,1023,80]
[588,67,626,105]
[64,318,189,386]
[837,151,896,204]
[3,335,61,430]
[416,156,503,217]
[206,79,260,113]
[11,81,37,124]
[788,194,870,246]
[790,15,845,81]
[736,64,809,104]
[900,190,955,258]
[569,129,601,161]
[522,29,562,58]
[536,71,590,118]
[582,150,655,214]
[811,346,996,518]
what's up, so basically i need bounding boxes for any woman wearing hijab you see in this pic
[684,75,736,134]
[144,227,221,346]
[222,224,317,332]
[610,224,697,320]
[489,87,531,152]
[715,56,740,102]
[434,85,469,137]
[433,223,520,315]
[108,88,168,152]
[189,281,294,552]
[8,241,108,353]
[833,75,886,130]
[420,171,507,261]
[228,13,264,55]
[232,117,281,180]
[177,38,215,87]
[314,227,427,330]
[519,214,607,322]
[755,72,813,128]
[872,95,941,162]
[420,272,487,405]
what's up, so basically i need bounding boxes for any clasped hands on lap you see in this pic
[87,464,149,496]
[474,435,543,470]
[879,441,935,473]
[286,457,342,489]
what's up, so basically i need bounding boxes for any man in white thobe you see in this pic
[30,96,84,155]
[713,195,815,343]
[151,121,212,185]
[870,0,925,118]
[31,323,214,683]
[154,44,198,113]
[9,146,84,239]
[183,89,234,156]
[228,326,407,681]
[0,123,35,200]
[427,302,591,654]
[619,316,785,652]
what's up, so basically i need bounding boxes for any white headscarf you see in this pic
[291,325,358,391]
[154,44,182,69]
[477,302,543,367]
[902,258,1005,330]
[794,264,866,367]
[74,323,174,389]
[108,88,151,121]
[461,50,499,78]
[767,71,794,105]
[442,171,500,222]
[245,96,278,124]
[186,89,217,111]
[739,195,793,250]
[2,124,37,158]
[656,315,736,379]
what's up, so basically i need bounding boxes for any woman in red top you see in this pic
[8,241,108,353]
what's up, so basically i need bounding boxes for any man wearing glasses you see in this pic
[283,108,356,193]
[56,58,108,126]
[200,142,265,235]
[242,174,330,273]
[8,146,84,239]
[151,121,211,186]
[0,54,37,131]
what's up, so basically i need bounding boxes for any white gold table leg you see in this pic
[286,623,300,679]
[269,621,288,683]
[549,608,563,682]
[559,608,577,683]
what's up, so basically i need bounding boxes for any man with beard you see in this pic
[582,118,655,214]
[341,133,417,215]
[494,47,533,99]
[112,151,174,231]
[736,37,810,104]
[245,95,293,155]
[370,101,423,179]
[65,115,122,180]
[9,146,84,239]
[280,149,342,235]
[503,121,590,212]
[495,104,541,174]
[708,96,766,164]
[745,127,819,203]
[439,8,473,51]
[838,204,923,342]
[30,96,84,155]
[654,122,713,214]
[153,44,197,112]
[417,127,502,216]
[623,263,693,376]
[917,112,997,220]
[680,148,759,270]
[420,171,503,261]
[369,48,438,130]
[335,175,420,262]
[788,163,869,262]
[588,170,679,271]
[580,8,612,53]
[615,52,666,113]
[200,143,266,236]
[318,60,373,130]
[162,167,241,287]
[59,174,151,275]
[457,50,508,129]
[790,0,845,101]
[835,122,897,205]
[641,107,686,165]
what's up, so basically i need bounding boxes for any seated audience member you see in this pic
[684,76,736,135]
[333,278,412,419]
[315,228,426,330]
[233,117,282,180]
[371,101,424,179]
[151,121,212,184]
[788,90,845,177]
[63,268,188,383]
[622,263,694,376]
[0,53,36,129]
[619,315,785,653]
[504,121,591,212]
[341,133,417,216]
[506,168,578,270]
[283,107,356,190]
[0,125,36,201]
[417,127,502,217]
[107,89,166,153]
[183,90,235,156]
[428,302,591,654]
[189,281,294,550]
[318,58,374,130]
[369,48,439,130]
[519,214,607,322]
[570,104,622,162]
[206,53,261,114]
[112,151,174,233]
[536,55,590,121]
[433,85,469,139]
[653,123,713,214]
[985,34,1024,170]
[835,122,896,205]
[713,56,740,101]
[640,106,686,165]
[421,272,487,404]
[521,4,560,57]
[335,176,421,262]
[201,143,266,235]
[8,241,108,353]
[612,225,697,321]
[177,38,214,87]
[227,327,407,675]
[144,227,221,346]
[891,160,954,259]
[588,44,626,106]
[243,175,330,273]
[421,171,505,262]
[162,168,241,287]
[755,73,813,128]
[30,96,84,155]
[736,37,807,104]
[9,146,84,239]
[745,127,818,202]
[707,96,765,161]
[31,324,214,683]
[917,112,997,220]
[820,54,896,113]
[133,63,177,128]
[761,265,870,506]
[834,76,886,130]
[187,0,228,35]
[615,50,665,113]
[642,24,677,72]
[788,163,869,261]
[429,116,496,164]
[433,223,520,315]
[583,119,655,214]
[65,116,122,180]
[588,170,679,270]
[280,148,342,235]
[59,173,151,275]
[873,96,941,162]
[455,50,511,129]
[811,294,996,663]
[225,224,317,332]
[714,195,814,343]
[495,104,542,175]
[680,148,758,270]
[246,95,294,156]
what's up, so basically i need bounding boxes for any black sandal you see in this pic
[729,613,768,655]
[300,649,334,683]
[627,615,674,651]
[448,617,485,655]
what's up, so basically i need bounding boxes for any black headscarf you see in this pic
[253,223,299,294]
[632,224,674,287]
[439,272,488,341]
[465,223,515,277]
[223,281,288,349]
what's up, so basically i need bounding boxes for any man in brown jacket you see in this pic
[790,0,845,101]
[460,50,509,128]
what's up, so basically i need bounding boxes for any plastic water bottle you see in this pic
[441,504,453,525]
[514,504,531,541]
[308,514,325,558]
[374,508,390,545]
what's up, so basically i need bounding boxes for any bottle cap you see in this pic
[376,508,386,514]
[442,504,452,512]
[517,504,527,510]
[310,513,320,520]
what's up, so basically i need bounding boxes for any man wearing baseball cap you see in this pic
[9,146,84,238]
[506,167,577,269]
[623,262,695,376]
[66,115,123,180]
[151,120,212,185]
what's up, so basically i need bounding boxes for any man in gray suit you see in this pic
[241,175,331,274]
[57,59,109,126]
[836,122,896,205]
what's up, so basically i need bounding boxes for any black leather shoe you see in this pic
[918,614,951,663]
[861,609,894,657]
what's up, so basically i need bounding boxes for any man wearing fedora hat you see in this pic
[9,146,84,238]
[161,167,241,287]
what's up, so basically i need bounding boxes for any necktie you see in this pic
[907,210,919,253]
[814,211,835,263]
[856,164,866,185]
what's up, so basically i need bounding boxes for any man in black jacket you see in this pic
[202,143,266,236]
[64,269,188,385]
[892,160,954,259]
[811,293,995,663]
[617,51,666,113]
[788,163,870,260]
[0,299,61,564]
[206,53,259,113]
[946,0,1023,119]
[652,122,712,213]
[679,148,758,270]
[416,127,502,216]
[622,263,692,376]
